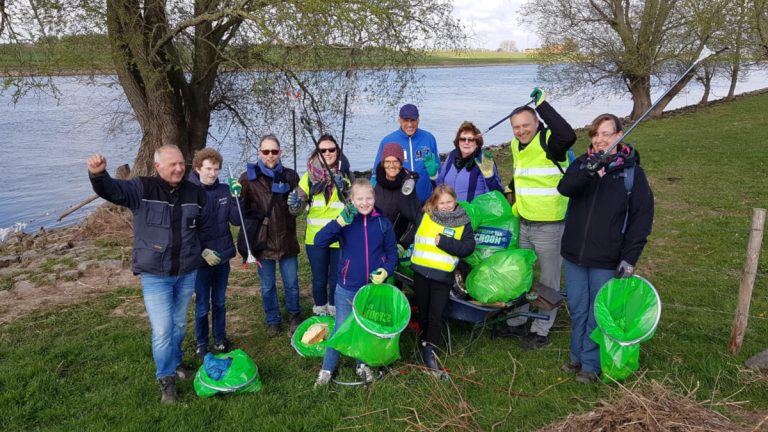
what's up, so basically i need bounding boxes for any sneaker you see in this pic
[175,364,196,380]
[420,342,438,370]
[289,313,302,333]
[356,364,374,385]
[315,369,333,388]
[522,334,550,351]
[213,339,231,352]
[195,344,208,360]
[327,305,336,317]
[312,304,328,316]
[159,376,177,404]
[266,324,281,337]
[575,370,600,384]
[561,362,581,374]
[496,324,529,339]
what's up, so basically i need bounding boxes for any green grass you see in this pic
[418,50,542,66]
[2,93,768,430]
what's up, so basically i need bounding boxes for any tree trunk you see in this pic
[699,65,714,106]
[627,75,652,121]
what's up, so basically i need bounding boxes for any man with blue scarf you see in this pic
[238,135,302,336]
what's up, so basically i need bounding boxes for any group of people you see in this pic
[86,86,654,403]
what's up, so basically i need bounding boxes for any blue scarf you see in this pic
[246,160,291,194]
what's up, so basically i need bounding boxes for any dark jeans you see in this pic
[194,262,231,347]
[305,244,340,307]
[413,272,452,347]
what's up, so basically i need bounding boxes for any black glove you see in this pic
[586,151,607,173]
[616,260,634,278]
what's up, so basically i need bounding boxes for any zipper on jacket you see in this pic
[364,214,370,278]
[408,136,414,172]
[341,259,350,285]
[577,180,602,263]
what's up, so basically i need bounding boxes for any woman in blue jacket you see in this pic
[313,178,398,386]
[436,121,503,202]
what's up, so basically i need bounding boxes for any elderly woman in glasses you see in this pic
[287,134,353,317]
[373,142,423,247]
[436,121,503,202]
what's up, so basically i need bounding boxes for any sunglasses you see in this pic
[459,137,476,142]
[260,149,280,155]
[319,148,337,154]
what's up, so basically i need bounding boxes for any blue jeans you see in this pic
[564,259,615,373]
[194,262,231,347]
[141,271,197,379]
[321,285,362,372]
[257,256,301,325]
[305,244,339,307]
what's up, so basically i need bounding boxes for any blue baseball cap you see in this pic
[399,104,419,120]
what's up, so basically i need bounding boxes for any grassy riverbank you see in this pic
[1,92,767,430]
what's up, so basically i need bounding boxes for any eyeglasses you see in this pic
[260,149,280,155]
[458,137,476,143]
[319,148,337,154]
[383,160,401,166]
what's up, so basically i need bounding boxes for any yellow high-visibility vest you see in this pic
[299,173,344,247]
[510,129,568,221]
[411,213,465,272]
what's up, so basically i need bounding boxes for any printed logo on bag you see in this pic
[442,227,456,237]
[473,226,512,248]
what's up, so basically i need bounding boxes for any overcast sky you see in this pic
[451,0,540,50]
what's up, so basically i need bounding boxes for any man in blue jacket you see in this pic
[87,145,212,404]
[372,104,440,204]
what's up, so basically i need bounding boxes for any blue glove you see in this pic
[333,173,346,194]
[616,260,634,278]
[287,190,301,210]
[336,202,358,227]
[530,86,546,107]
[203,353,232,381]
[423,152,439,177]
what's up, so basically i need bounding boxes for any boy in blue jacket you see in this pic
[313,178,398,386]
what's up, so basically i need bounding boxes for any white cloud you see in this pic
[451,0,540,50]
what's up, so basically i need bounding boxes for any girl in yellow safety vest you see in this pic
[411,185,475,376]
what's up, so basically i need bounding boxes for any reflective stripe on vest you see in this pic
[411,213,464,272]
[510,129,569,221]
[299,173,342,247]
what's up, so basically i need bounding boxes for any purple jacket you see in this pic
[437,149,503,202]
[314,208,398,291]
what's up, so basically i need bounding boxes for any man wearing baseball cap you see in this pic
[371,104,439,204]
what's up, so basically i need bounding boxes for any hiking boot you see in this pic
[522,334,550,350]
[266,324,282,337]
[327,305,336,317]
[420,342,438,370]
[561,362,581,374]
[315,369,333,388]
[312,304,328,316]
[213,339,231,352]
[496,324,529,339]
[159,376,177,404]
[195,344,208,360]
[289,313,302,334]
[356,364,374,385]
[575,370,600,384]
[175,364,196,380]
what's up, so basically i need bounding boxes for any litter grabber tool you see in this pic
[480,97,536,136]
[227,164,260,268]
[588,46,730,170]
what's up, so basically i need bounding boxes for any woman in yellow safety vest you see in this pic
[410,184,475,376]
[287,134,353,316]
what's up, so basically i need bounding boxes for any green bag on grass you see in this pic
[326,283,411,367]
[193,349,262,397]
[291,315,336,358]
[590,276,661,382]
[460,191,520,268]
[465,249,536,303]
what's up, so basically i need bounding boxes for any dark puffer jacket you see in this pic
[373,164,422,246]
[557,145,654,269]
[188,172,241,266]
[89,172,210,276]
[238,163,300,260]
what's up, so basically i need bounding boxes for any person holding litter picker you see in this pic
[287,134,353,318]
[313,178,398,387]
[499,87,577,350]
[188,148,242,360]
[237,134,302,337]
[557,113,654,383]
[411,184,475,378]
[436,121,503,202]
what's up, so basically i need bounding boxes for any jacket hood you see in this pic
[187,171,221,189]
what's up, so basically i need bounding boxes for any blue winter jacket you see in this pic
[89,172,211,276]
[314,208,398,292]
[372,128,438,204]
[436,149,503,202]
[188,172,241,266]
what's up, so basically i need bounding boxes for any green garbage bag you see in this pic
[461,191,519,268]
[326,283,411,367]
[465,249,536,303]
[590,276,661,382]
[193,349,262,397]
[291,315,336,358]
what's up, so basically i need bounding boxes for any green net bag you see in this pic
[326,283,411,367]
[193,349,263,397]
[291,315,336,358]
[460,191,520,268]
[465,249,537,303]
[590,276,661,382]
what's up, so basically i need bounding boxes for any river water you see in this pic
[1,64,766,237]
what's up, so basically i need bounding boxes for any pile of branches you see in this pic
[75,204,133,243]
